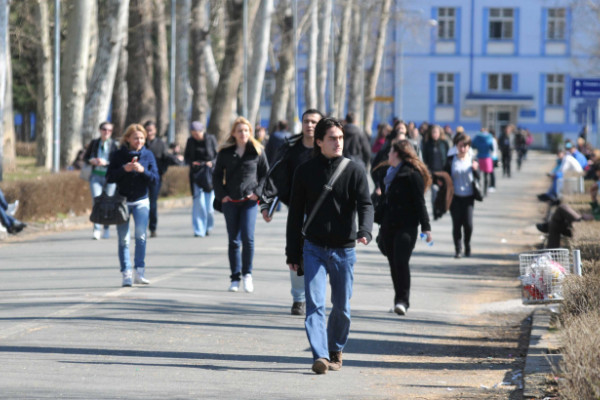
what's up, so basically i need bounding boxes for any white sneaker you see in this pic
[7,200,18,216]
[122,270,133,287]
[488,187,496,193]
[102,228,110,239]
[228,281,240,292]
[92,229,101,240]
[394,303,407,316]
[243,274,254,293]
[134,268,150,284]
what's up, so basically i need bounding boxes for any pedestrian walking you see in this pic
[471,128,494,196]
[422,124,449,211]
[498,124,514,177]
[342,112,371,171]
[213,117,269,293]
[378,140,432,316]
[445,133,480,258]
[260,109,323,315]
[143,121,170,238]
[184,121,218,238]
[107,124,159,287]
[286,117,374,374]
[265,120,291,163]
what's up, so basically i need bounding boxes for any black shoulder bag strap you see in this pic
[302,157,351,236]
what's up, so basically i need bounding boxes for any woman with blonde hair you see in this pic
[378,140,432,316]
[107,124,159,286]
[213,117,269,292]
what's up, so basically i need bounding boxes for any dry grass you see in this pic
[561,273,600,318]
[568,220,600,261]
[160,166,190,197]
[15,141,36,157]
[558,310,600,400]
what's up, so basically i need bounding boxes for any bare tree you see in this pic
[82,0,130,145]
[0,0,8,179]
[304,0,318,110]
[153,0,169,138]
[332,0,353,118]
[60,0,93,167]
[125,0,156,127]
[111,23,129,138]
[86,1,98,89]
[247,0,274,126]
[363,0,391,136]
[190,0,209,125]
[347,1,369,127]
[207,0,258,142]
[175,0,192,146]
[317,0,331,113]
[34,0,53,169]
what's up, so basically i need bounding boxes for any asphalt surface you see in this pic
[0,152,554,399]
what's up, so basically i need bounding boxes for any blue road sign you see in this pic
[572,78,600,98]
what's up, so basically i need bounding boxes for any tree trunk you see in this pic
[34,0,53,169]
[332,0,353,118]
[317,0,331,113]
[153,0,169,138]
[86,1,98,90]
[82,0,130,145]
[190,0,209,126]
[125,0,156,128]
[175,0,192,146]
[111,23,129,139]
[0,0,8,179]
[304,0,318,110]
[247,0,273,127]
[1,44,15,175]
[203,41,220,94]
[268,1,294,134]
[60,0,93,167]
[207,0,257,142]
[364,0,391,136]
[347,1,369,127]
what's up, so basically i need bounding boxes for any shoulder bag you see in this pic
[472,177,483,202]
[90,191,129,225]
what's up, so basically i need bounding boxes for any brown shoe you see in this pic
[329,351,342,371]
[150,230,157,238]
[311,358,329,374]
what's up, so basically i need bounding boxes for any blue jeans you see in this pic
[0,189,15,228]
[222,200,257,281]
[90,174,116,231]
[148,176,161,232]
[303,240,356,360]
[290,270,305,302]
[117,199,150,273]
[192,183,215,236]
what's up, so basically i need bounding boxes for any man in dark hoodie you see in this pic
[342,112,371,171]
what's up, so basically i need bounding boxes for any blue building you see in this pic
[391,0,600,146]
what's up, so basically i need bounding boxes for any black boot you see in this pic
[465,244,471,257]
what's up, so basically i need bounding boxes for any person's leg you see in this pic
[430,184,439,215]
[132,201,149,270]
[290,270,306,302]
[148,177,161,233]
[483,172,489,196]
[116,213,132,273]
[0,188,8,209]
[388,226,418,308]
[0,206,14,229]
[303,240,330,361]
[490,167,496,189]
[463,197,475,256]
[239,201,257,277]
[89,175,104,232]
[101,177,116,235]
[327,247,356,353]
[506,153,512,177]
[222,202,242,282]
[205,190,215,234]
[192,184,206,236]
[450,197,463,255]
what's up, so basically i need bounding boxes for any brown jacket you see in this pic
[432,171,453,220]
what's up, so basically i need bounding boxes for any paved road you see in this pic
[0,152,553,399]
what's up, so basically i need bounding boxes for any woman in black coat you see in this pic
[379,140,432,316]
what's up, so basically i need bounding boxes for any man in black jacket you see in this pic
[342,112,371,171]
[286,118,373,375]
[260,109,323,316]
[144,121,170,238]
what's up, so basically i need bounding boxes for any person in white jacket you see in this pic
[538,149,583,202]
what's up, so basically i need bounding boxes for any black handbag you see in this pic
[90,192,129,225]
[472,178,483,202]
[193,164,214,192]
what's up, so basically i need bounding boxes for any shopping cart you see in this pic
[519,248,572,305]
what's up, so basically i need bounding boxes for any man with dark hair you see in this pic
[143,120,170,238]
[342,112,371,170]
[261,109,323,316]
[286,117,373,374]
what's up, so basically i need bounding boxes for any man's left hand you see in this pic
[357,237,368,245]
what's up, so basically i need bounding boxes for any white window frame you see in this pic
[547,8,566,41]
[436,73,454,105]
[437,7,456,40]
[489,8,514,40]
[488,73,512,92]
[546,74,565,106]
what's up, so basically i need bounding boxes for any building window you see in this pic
[546,74,564,106]
[488,73,512,92]
[437,7,456,40]
[489,8,514,40]
[436,73,454,105]
[547,8,566,40]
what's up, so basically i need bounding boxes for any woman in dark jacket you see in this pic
[184,121,218,237]
[422,124,450,213]
[444,133,480,258]
[213,117,269,293]
[107,124,159,287]
[380,140,432,316]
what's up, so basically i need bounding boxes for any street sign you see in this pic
[572,78,600,98]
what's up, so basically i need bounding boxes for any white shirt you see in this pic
[451,155,474,197]
[559,154,584,175]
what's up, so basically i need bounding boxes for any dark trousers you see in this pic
[548,204,581,248]
[490,168,496,188]
[450,195,474,253]
[148,176,162,232]
[501,151,512,177]
[382,225,418,308]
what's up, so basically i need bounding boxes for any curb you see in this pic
[523,307,561,399]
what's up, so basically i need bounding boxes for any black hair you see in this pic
[143,120,156,129]
[98,121,112,130]
[345,112,356,124]
[313,117,343,157]
[302,108,324,121]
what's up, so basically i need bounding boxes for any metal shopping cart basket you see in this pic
[519,248,571,304]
